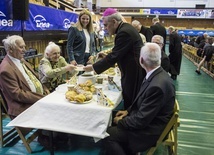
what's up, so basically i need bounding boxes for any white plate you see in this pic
[67,99,92,104]
[75,66,84,71]
[75,65,84,71]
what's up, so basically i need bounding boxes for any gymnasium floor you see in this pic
[1,53,214,155]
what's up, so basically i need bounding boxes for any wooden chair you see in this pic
[0,89,39,153]
[146,99,180,155]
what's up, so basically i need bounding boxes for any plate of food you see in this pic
[65,90,93,104]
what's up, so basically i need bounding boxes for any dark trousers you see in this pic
[103,126,159,155]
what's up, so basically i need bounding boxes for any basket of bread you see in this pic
[65,80,95,104]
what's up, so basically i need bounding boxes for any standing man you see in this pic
[168,26,182,80]
[103,43,175,155]
[150,17,167,52]
[84,8,146,109]
[132,20,153,42]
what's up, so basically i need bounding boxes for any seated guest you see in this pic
[151,35,170,72]
[103,43,175,155]
[0,35,49,118]
[195,33,208,49]
[196,37,214,75]
[39,42,77,92]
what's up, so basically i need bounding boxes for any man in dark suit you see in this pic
[150,17,167,52]
[151,35,170,72]
[0,35,49,118]
[84,8,146,109]
[103,43,175,155]
[132,20,153,42]
[168,26,182,80]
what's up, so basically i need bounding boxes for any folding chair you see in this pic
[0,89,39,153]
[146,99,180,155]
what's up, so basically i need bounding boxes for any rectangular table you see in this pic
[7,83,122,140]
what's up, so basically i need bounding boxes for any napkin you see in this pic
[68,74,77,85]
[97,88,114,107]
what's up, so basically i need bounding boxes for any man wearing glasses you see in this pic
[152,35,170,72]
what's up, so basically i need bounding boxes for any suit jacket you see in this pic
[66,26,95,64]
[118,67,175,149]
[161,50,170,72]
[169,31,182,75]
[139,25,153,42]
[150,23,167,50]
[93,22,146,109]
[0,55,45,116]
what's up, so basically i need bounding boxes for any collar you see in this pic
[115,21,123,34]
[7,54,21,63]
[146,66,160,80]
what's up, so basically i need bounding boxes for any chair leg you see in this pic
[15,127,32,153]
[146,147,156,155]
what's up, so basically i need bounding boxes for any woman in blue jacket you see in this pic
[67,9,95,66]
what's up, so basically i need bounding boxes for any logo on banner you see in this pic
[0,11,13,27]
[34,15,50,29]
[63,18,71,29]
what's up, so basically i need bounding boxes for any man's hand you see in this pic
[97,52,107,59]
[113,110,128,124]
[83,65,94,72]
[116,110,128,117]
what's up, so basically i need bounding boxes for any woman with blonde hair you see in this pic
[66,9,96,66]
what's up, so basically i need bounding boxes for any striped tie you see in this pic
[22,63,43,94]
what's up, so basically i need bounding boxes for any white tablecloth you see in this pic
[7,83,122,140]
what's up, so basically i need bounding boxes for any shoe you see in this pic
[195,70,201,75]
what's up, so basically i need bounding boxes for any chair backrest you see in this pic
[0,88,39,153]
[0,89,8,113]
[146,99,180,155]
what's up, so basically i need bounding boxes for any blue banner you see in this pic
[0,1,78,31]
[26,4,78,31]
[150,9,177,15]
[0,0,22,31]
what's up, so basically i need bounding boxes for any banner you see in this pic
[150,9,177,15]
[25,4,78,31]
[0,1,78,31]
[177,9,214,19]
[0,0,21,31]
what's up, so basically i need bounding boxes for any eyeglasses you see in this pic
[153,42,163,45]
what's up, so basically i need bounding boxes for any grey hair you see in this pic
[2,35,23,52]
[140,43,161,68]
[131,20,140,27]
[44,42,60,58]
[103,12,122,22]
[152,35,164,44]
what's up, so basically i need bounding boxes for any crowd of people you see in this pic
[5,7,213,154]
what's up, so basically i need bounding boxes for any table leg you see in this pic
[49,131,54,155]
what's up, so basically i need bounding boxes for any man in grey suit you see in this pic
[103,43,175,155]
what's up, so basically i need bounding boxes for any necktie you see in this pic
[22,63,43,94]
